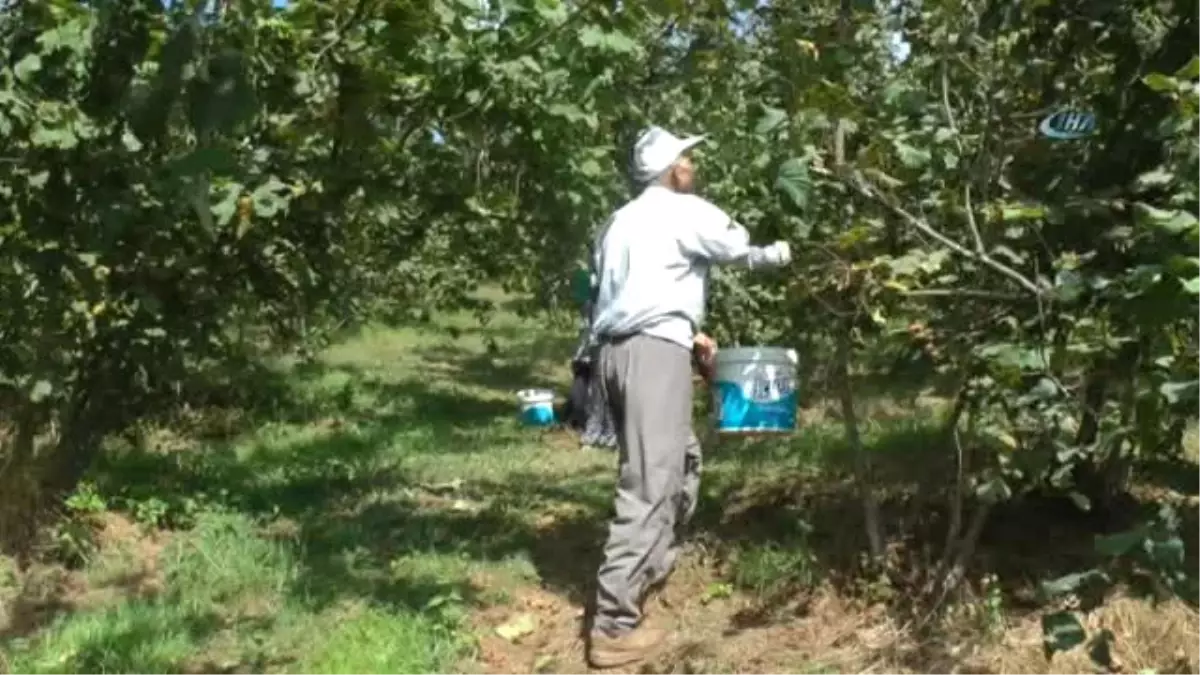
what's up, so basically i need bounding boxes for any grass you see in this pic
[0,292,1197,674]
[0,300,605,674]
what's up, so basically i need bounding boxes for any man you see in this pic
[585,126,792,668]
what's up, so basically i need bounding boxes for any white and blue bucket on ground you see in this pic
[517,388,557,427]
[712,347,799,434]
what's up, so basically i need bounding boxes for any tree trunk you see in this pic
[834,316,883,560]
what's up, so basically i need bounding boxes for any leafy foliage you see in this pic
[0,0,1196,666]
[0,0,680,547]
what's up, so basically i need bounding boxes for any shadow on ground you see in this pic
[414,330,578,394]
[91,358,1200,616]
[73,338,560,614]
[22,322,1198,674]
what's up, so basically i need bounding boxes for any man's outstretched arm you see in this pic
[675,197,791,269]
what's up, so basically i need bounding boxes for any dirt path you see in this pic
[461,554,1200,675]
[460,551,898,674]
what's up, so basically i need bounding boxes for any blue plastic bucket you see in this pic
[712,347,798,434]
[517,389,556,427]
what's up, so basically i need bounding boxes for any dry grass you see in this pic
[964,596,1199,674]
[455,431,1200,674]
[459,544,1200,674]
[0,512,166,642]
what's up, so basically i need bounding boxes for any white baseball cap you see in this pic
[630,126,706,185]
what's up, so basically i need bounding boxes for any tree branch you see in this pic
[940,63,988,256]
[901,288,1026,301]
[834,166,1044,296]
[442,10,585,125]
[314,0,377,66]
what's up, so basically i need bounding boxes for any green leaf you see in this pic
[37,16,92,53]
[1133,203,1198,236]
[547,103,587,122]
[1000,204,1048,221]
[1067,491,1091,512]
[977,343,1049,371]
[1053,269,1085,303]
[14,54,42,83]
[578,159,603,177]
[1028,377,1059,400]
[864,168,904,189]
[1166,255,1199,276]
[122,130,144,153]
[29,379,53,403]
[1176,56,1200,80]
[1181,277,1200,295]
[432,0,457,24]
[1158,212,1198,236]
[517,55,542,74]
[1094,529,1145,557]
[1143,72,1177,92]
[774,158,811,212]
[1041,569,1107,597]
[975,476,1012,504]
[534,1,568,24]
[1159,380,1198,404]
[1143,535,1185,569]
[1134,167,1174,190]
[31,124,79,149]
[211,183,242,224]
[578,27,638,54]
[293,71,315,97]
[1042,611,1086,658]
[754,106,787,136]
[893,139,931,169]
[251,176,291,218]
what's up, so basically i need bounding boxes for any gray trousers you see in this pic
[592,334,702,636]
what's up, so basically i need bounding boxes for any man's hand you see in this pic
[693,332,717,361]
[693,333,718,382]
[767,240,792,266]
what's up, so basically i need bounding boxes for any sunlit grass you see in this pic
[0,298,949,672]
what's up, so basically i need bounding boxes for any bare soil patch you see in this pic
[462,547,1199,674]
[0,512,166,641]
[458,448,1200,675]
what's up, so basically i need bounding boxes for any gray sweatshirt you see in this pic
[586,185,789,351]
